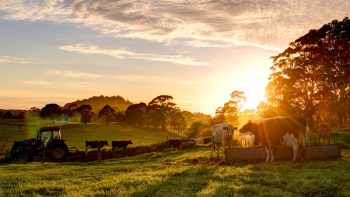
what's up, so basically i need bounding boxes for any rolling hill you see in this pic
[64,95,133,113]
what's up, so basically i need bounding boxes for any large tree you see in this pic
[99,105,116,125]
[212,90,246,125]
[77,104,93,124]
[125,103,147,127]
[40,104,61,119]
[267,17,350,129]
[146,95,177,130]
[169,111,187,134]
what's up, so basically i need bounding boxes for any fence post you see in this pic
[97,141,102,162]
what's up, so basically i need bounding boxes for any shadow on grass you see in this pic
[133,167,216,197]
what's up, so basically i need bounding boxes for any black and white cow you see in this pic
[85,140,108,157]
[240,116,306,162]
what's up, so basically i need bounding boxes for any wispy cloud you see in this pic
[21,80,90,89]
[184,40,232,48]
[21,80,52,86]
[113,74,200,85]
[45,69,102,79]
[59,44,207,66]
[0,1,348,48]
[0,56,32,64]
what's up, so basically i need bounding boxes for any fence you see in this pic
[225,133,341,163]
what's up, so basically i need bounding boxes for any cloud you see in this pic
[21,80,52,86]
[0,56,32,64]
[113,74,200,85]
[184,40,232,48]
[21,80,90,89]
[45,69,102,79]
[59,44,207,66]
[0,1,348,48]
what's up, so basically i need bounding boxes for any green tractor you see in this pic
[4,126,69,162]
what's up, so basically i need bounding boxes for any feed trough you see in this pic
[225,133,341,164]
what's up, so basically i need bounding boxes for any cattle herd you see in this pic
[85,140,133,156]
[82,116,309,163]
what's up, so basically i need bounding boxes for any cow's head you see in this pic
[128,140,133,145]
[223,124,237,147]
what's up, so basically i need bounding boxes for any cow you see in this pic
[238,131,255,148]
[190,137,212,144]
[112,140,132,150]
[168,139,189,149]
[203,137,211,144]
[211,123,237,159]
[239,116,306,162]
[85,140,108,157]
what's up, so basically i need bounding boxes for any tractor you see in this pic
[4,126,69,162]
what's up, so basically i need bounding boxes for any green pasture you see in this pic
[1,119,350,196]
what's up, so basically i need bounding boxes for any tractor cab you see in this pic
[37,126,62,147]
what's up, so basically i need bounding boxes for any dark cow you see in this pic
[112,140,133,150]
[168,139,189,149]
[203,137,211,144]
[85,140,108,157]
[240,116,306,162]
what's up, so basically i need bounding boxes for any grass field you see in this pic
[0,119,181,152]
[0,147,350,196]
[1,119,350,196]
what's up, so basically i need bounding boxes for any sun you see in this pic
[240,83,267,110]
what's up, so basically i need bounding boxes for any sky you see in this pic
[0,0,348,114]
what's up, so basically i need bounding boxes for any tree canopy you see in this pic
[266,17,350,129]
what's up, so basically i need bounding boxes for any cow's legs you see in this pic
[85,147,89,157]
[217,144,220,158]
[265,147,270,163]
[270,148,275,162]
[210,143,214,159]
[292,145,299,162]
[289,134,298,162]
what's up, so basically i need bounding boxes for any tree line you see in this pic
[17,95,213,136]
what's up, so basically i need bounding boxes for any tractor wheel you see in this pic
[50,144,68,160]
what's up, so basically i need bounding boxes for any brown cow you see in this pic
[240,116,306,162]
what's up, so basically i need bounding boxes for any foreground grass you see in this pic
[1,147,350,196]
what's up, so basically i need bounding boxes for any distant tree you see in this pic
[29,107,40,113]
[230,91,247,112]
[78,105,93,124]
[114,112,126,122]
[125,103,147,127]
[99,105,116,125]
[146,95,177,130]
[213,90,246,125]
[62,104,78,116]
[257,101,278,118]
[187,121,210,138]
[169,111,187,134]
[41,104,61,119]
[3,111,14,119]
